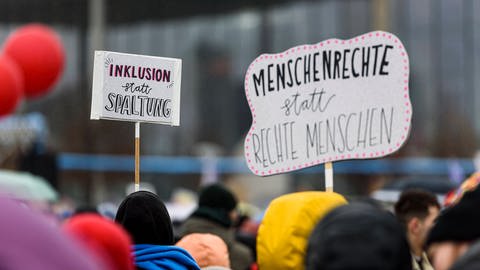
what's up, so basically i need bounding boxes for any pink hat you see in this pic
[176,233,230,268]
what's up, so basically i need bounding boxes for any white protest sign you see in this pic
[244,31,411,176]
[90,51,182,125]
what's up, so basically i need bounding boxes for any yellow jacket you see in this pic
[257,191,347,270]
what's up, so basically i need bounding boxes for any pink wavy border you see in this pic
[244,31,412,176]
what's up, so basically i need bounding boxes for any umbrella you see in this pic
[0,170,58,201]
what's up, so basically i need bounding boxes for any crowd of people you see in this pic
[0,173,479,270]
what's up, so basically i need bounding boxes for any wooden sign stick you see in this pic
[325,162,333,192]
[135,122,140,192]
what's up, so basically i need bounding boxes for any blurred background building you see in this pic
[0,0,478,210]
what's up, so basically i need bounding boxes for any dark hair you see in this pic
[306,202,412,270]
[394,189,440,229]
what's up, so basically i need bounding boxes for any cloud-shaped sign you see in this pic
[244,31,411,176]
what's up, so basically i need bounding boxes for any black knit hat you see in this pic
[198,184,237,211]
[191,184,238,228]
[306,203,412,270]
[115,191,174,245]
[426,186,480,247]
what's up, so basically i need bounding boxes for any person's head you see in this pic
[64,214,134,270]
[306,202,412,270]
[193,184,238,228]
[115,191,174,245]
[257,191,347,270]
[394,189,440,255]
[176,233,230,269]
[426,186,480,270]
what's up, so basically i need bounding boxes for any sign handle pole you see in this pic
[135,122,140,192]
[325,162,333,192]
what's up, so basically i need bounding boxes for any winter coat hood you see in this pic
[115,191,174,245]
[134,244,200,270]
[257,191,347,270]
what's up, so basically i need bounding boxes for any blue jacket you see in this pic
[134,244,200,270]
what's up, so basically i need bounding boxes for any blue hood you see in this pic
[134,244,200,270]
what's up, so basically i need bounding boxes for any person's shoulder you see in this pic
[182,217,219,231]
[230,241,252,258]
[181,217,233,242]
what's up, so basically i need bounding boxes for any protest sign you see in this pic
[90,51,182,191]
[90,51,182,126]
[244,31,411,176]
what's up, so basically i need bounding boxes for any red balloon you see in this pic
[3,24,65,99]
[0,55,24,117]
